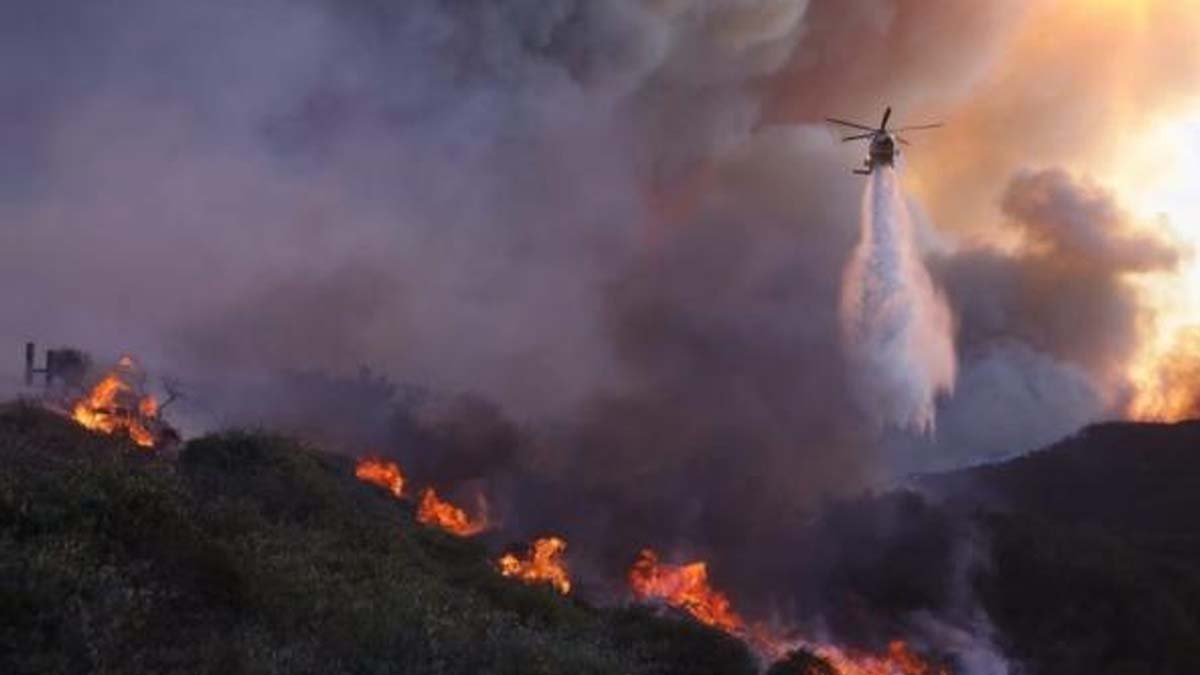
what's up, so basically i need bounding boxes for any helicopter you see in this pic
[825,107,942,175]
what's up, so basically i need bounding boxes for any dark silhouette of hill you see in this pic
[801,421,1200,675]
[923,420,1200,566]
[927,421,1200,674]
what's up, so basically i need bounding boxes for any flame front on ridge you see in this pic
[354,458,406,498]
[498,537,571,595]
[417,487,488,536]
[627,548,744,633]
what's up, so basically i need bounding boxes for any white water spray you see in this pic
[840,166,956,433]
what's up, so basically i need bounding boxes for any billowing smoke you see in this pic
[840,167,955,432]
[890,167,1180,472]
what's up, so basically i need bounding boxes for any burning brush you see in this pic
[354,457,406,498]
[497,537,572,595]
[352,457,570,594]
[351,459,947,670]
[68,355,172,449]
[628,549,947,674]
[353,457,489,536]
[628,548,744,634]
[418,487,488,537]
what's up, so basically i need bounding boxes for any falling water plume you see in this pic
[840,166,956,433]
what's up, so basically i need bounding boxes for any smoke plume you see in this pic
[840,167,956,432]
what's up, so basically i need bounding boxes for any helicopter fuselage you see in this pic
[869,133,897,165]
[854,133,897,175]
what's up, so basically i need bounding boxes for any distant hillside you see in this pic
[924,420,1200,565]
[923,422,1200,674]
[759,420,1200,675]
[0,402,756,675]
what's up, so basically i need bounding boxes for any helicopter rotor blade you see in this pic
[880,106,892,130]
[825,117,877,132]
[893,123,944,132]
[842,133,874,142]
[895,135,911,146]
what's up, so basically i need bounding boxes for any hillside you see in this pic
[5,400,1200,675]
[0,402,756,675]
[740,421,1200,675]
[922,421,1200,674]
[923,420,1200,565]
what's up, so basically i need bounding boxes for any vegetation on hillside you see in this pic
[802,421,1200,675]
[5,399,1200,675]
[0,401,757,675]
[925,422,1200,674]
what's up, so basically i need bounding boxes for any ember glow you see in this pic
[354,458,406,498]
[497,537,571,595]
[70,356,159,449]
[416,487,488,537]
[627,549,744,634]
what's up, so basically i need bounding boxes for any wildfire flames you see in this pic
[350,465,947,671]
[354,458,406,498]
[498,537,572,595]
[813,641,949,675]
[1127,326,1200,422]
[627,549,948,674]
[417,487,488,537]
[628,548,744,633]
[353,457,487,536]
[70,356,159,448]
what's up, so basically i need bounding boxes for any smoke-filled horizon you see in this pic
[2,2,1198,667]
[4,3,1170,435]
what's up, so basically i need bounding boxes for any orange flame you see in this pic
[627,548,744,634]
[417,487,487,536]
[354,458,406,498]
[138,395,158,418]
[1127,326,1200,422]
[70,357,158,448]
[627,549,948,674]
[812,641,950,675]
[498,537,572,595]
